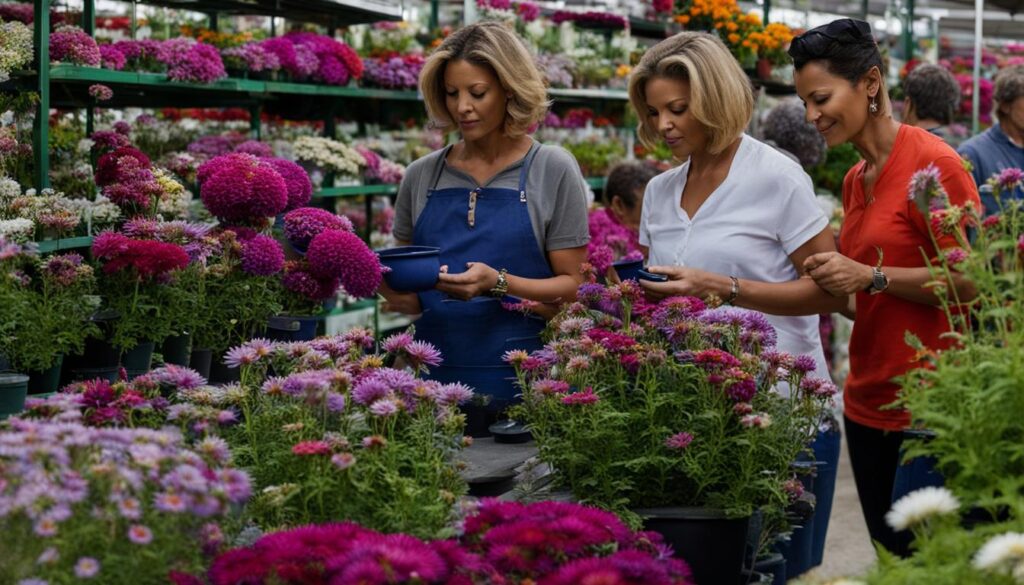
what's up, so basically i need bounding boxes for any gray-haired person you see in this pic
[903,64,962,146]
[761,99,828,168]
[958,64,1024,215]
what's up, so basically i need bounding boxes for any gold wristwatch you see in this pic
[490,268,509,298]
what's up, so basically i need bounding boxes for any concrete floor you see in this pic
[797,423,877,583]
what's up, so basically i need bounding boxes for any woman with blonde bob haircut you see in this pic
[385,21,591,433]
[630,30,846,384]
[630,33,850,578]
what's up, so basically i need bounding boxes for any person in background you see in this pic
[789,17,980,557]
[759,97,839,577]
[587,161,657,274]
[385,22,590,432]
[902,63,963,147]
[958,64,1024,215]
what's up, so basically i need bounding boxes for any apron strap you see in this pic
[428,144,455,193]
[517,142,541,201]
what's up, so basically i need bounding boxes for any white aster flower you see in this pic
[974,532,1024,577]
[0,218,34,241]
[885,486,960,531]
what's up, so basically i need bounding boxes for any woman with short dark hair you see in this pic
[790,18,980,556]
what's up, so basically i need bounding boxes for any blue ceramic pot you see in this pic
[376,246,441,293]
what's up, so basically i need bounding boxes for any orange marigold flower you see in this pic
[728,33,741,44]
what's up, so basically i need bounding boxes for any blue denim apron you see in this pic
[412,143,551,405]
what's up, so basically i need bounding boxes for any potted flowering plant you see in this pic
[508,279,835,583]
[189,499,693,585]
[895,167,1024,517]
[89,230,191,380]
[173,330,468,538]
[0,418,251,585]
[0,243,100,394]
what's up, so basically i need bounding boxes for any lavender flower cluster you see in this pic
[362,54,425,90]
[98,38,227,83]
[257,33,362,85]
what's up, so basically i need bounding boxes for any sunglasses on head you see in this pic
[791,18,873,52]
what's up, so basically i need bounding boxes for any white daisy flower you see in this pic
[885,486,959,531]
[974,532,1024,576]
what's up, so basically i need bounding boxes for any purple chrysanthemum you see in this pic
[198,154,288,224]
[282,261,339,301]
[240,234,284,276]
[404,340,443,369]
[50,26,101,66]
[664,432,694,451]
[792,354,817,375]
[74,557,100,578]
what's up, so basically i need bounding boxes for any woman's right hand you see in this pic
[378,281,422,315]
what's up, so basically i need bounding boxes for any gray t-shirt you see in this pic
[394,141,591,253]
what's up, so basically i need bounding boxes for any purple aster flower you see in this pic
[74,557,100,578]
[381,332,413,354]
[369,398,401,417]
[404,340,443,370]
[233,140,273,157]
[326,392,346,413]
[223,346,258,369]
[281,370,333,399]
[305,229,382,297]
[99,43,126,70]
[562,387,600,405]
[240,234,285,276]
[282,261,340,301]
[149,364,207,391]
[792,354,817,375]
[37,547,59,566]
[331,452,356,470]
[163,41,227,83]
[996,167,1024,191]
[352,378,391,406]
[116,497,143,520]
[50,27,101,66]
[435,383,474,406]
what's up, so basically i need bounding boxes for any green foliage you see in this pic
[807,143,861,196]
[563,138,626,177]
[0,251,99,372]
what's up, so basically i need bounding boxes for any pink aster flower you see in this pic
[381,332,413,353]
[369,399,401,417]
[665,432,694,450]
[362,435,388,449]
[88,83,113,101]
[223,346,258,368]
[943,247,968,265]
[291,440,332,456]
[561,387,600,406]
[305,229,382,297]
[128,524,154,545]
[996,167,1023,191]
[1018,234,1024,253]
[199,153,288,224]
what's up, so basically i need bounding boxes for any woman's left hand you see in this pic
[639,265,717,301]
[436,261,500,300]
[803,252,873,296]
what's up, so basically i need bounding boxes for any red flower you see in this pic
[291,440,332,456]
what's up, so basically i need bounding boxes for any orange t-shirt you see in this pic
[839,124,980,431]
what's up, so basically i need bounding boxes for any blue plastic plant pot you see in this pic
[376,246,441,293]
[612,258,643,281]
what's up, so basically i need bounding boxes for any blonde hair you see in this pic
[419,22,549,138]
[628,32,754,155]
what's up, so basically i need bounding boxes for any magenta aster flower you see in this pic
[163,41,227,83]
[381,332,413,353]
[292,440,332,456]
[943,247,968,265]
[283,207,352,249]
[260,157,312,211]
[792,354,817,375]
[305,229,382,297]
[331,452,356,470]
[436,382,474,406]
[99,43,126,70]
[95,146,151,186]
[665,432,694,451]
[561,387,600,406]
[1018,234,1024,253]
[240,234,285,276]
[233,140,273,157]
[996,167,1024,191]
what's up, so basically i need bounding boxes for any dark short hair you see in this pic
[904,64,961,125]
[788,18,883,85]
[994,64,1024,111]
[604,161,658,208]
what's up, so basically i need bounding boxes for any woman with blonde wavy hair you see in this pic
[383,22,591,431]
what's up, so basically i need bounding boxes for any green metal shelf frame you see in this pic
[36,236,94,254]
[313,184,399,198]
[586,177,607,190]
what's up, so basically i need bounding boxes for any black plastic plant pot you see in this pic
[266,315,320,342]
[190,348,213,379]
[0,373,29,420]
[121,341,155,380]
[27,354,63,395]
[634,507,751,585]
[162,334,192,367]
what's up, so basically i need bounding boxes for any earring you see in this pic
[870,98,879,114]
